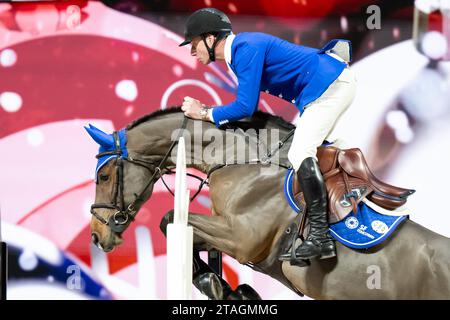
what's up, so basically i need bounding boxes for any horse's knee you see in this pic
[159,210,174,236]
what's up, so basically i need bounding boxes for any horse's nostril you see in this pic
[92,233,99,245]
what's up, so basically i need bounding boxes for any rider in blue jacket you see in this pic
[180,8,357,263]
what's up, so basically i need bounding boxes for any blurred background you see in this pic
[0,0,449,299]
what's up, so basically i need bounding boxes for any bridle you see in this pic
[90,115,295,234]
[90,117,189,234]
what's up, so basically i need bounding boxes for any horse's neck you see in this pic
[128,112,293,173]
[127,114,216,173]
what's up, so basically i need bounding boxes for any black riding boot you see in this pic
[294,157,336,260]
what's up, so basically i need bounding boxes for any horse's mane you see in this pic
[126,106,184,130]
[126,106,295,131]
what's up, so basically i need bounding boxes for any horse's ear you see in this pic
[84,124,114,147]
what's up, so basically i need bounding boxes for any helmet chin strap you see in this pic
[202,35,224,62]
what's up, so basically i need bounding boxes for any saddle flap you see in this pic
[326,174,373,223]
[292,164,371,224]
[317,146,371,222]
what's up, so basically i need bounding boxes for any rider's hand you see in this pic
[181,96,203,120]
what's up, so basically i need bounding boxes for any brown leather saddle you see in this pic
[293,146,415,224]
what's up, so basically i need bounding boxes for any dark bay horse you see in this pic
[87,107,450,299]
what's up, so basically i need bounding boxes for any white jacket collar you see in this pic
[224,33,235,65]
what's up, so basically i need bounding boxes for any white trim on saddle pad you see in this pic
[362,198,408,216]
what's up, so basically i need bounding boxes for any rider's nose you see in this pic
[91,233,99,245]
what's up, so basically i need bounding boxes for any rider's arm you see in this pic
[211,45,264,126]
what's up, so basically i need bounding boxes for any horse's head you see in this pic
[85,124,161,252]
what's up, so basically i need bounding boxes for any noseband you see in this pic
[90,117,188,233]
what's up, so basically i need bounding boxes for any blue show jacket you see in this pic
[212,32,352,126]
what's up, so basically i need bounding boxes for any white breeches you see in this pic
[288,67,357,171]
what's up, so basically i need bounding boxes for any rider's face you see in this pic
[190,35,215,65]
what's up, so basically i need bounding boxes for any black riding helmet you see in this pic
[179,8,232,62]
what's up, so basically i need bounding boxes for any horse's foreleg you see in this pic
[159,209,212,249]
[188,212,261,300]
[188,213,236,255]
[192,249,261,300]
[160,209,236,254]
[192,249,233,299]
[159,210,260,300]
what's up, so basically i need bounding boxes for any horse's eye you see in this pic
[99,174,109,181]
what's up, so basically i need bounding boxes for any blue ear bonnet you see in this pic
[84,124,128,181]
